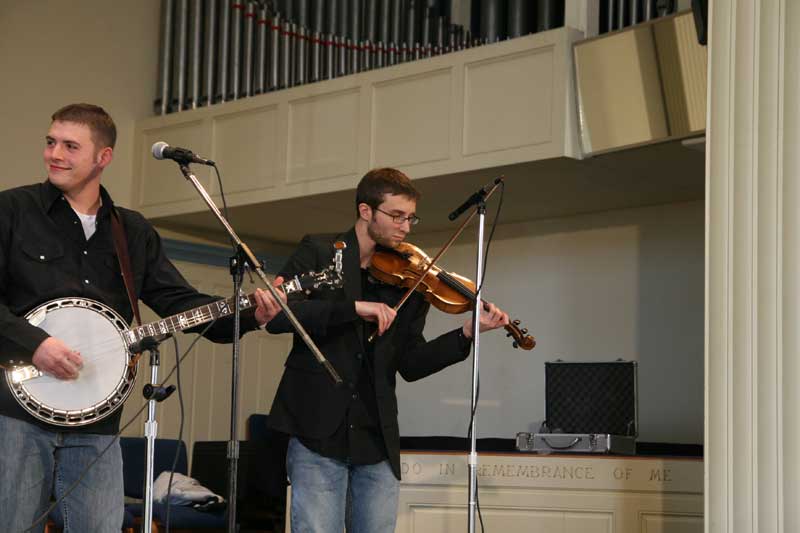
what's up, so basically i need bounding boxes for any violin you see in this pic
[369,242,536,350]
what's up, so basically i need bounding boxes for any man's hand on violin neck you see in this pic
[356,301,397,336]
[461,302,510,339]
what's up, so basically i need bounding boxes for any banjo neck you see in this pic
[125,291,260,345]
[124,269,337,347]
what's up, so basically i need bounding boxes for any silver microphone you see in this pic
[151,141,215,166]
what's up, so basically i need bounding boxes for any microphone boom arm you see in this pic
[176,164,342,385]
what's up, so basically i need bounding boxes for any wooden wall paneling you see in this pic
[463,47,556,157]
[371,68,454,169]
[288,88,362,183]
[212,105,281,194]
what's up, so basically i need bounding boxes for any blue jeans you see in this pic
[0,414,124,533]
[286,437,399,533]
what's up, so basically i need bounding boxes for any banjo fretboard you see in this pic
[124,264,341,346]
[125,292,261,345]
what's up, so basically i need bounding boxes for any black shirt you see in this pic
[298,269,387,465]
[0,180,259,434]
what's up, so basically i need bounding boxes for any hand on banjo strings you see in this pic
[254,276,287,327]
[32,337,84,380]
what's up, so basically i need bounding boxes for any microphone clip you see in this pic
[129,333,172,355]
[143,383,176,402]
[448,176,504,221]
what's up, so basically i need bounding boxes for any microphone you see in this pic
[448,176,504,221]
[128,333,172,354]
[151,141,215,166]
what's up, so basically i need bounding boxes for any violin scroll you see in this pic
[505,319,536,350]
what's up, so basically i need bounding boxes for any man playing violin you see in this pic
[266,167,510,533]
[0,103,285,532]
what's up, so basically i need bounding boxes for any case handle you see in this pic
[540,436,581,450]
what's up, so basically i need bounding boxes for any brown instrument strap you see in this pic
[110,209,143,365]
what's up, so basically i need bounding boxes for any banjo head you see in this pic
[6,298,137,427]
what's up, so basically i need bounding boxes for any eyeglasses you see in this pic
[374,207,420,226]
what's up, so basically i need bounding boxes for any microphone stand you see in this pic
[467,199,486,533]
[447,177,502,533]
[227,249,244,533]
[174,163,341,533]
[137,335,175,533]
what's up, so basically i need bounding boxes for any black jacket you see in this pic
[266,228,471,479]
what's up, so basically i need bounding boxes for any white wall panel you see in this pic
[371,69,453,168]
[641,514,703,533]
[288,89,361,183]
[134,29,582,220]
[213,106,280,193]
[463,47,555,156]
[404,506,612,533]
[393,452,702,533]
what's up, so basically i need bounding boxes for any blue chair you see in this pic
[121,436,227,532]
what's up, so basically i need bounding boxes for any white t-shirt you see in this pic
[74,210,97,240]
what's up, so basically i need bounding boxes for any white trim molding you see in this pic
[706,1,799,532]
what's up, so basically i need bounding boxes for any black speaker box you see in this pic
[544,360,638,436]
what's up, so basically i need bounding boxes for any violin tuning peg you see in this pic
[513,341,519,349]
[506,332,512,337]
[522,328,528,334]
[512,319,520,326]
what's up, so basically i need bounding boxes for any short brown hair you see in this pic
[51,103,117,149]
[355,168,421,216]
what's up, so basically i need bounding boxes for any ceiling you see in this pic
[151,138,706,248]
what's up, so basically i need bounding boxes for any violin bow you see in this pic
[367,177,504,342]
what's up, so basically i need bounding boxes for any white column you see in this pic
[706,1,800,532]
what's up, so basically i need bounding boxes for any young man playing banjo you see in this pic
[0,103,285,532]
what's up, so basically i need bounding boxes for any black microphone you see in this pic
[448,176,504,221]
[151,141,215,166]
[128,333,172,354]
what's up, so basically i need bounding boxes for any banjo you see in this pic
[4,261,343,427]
